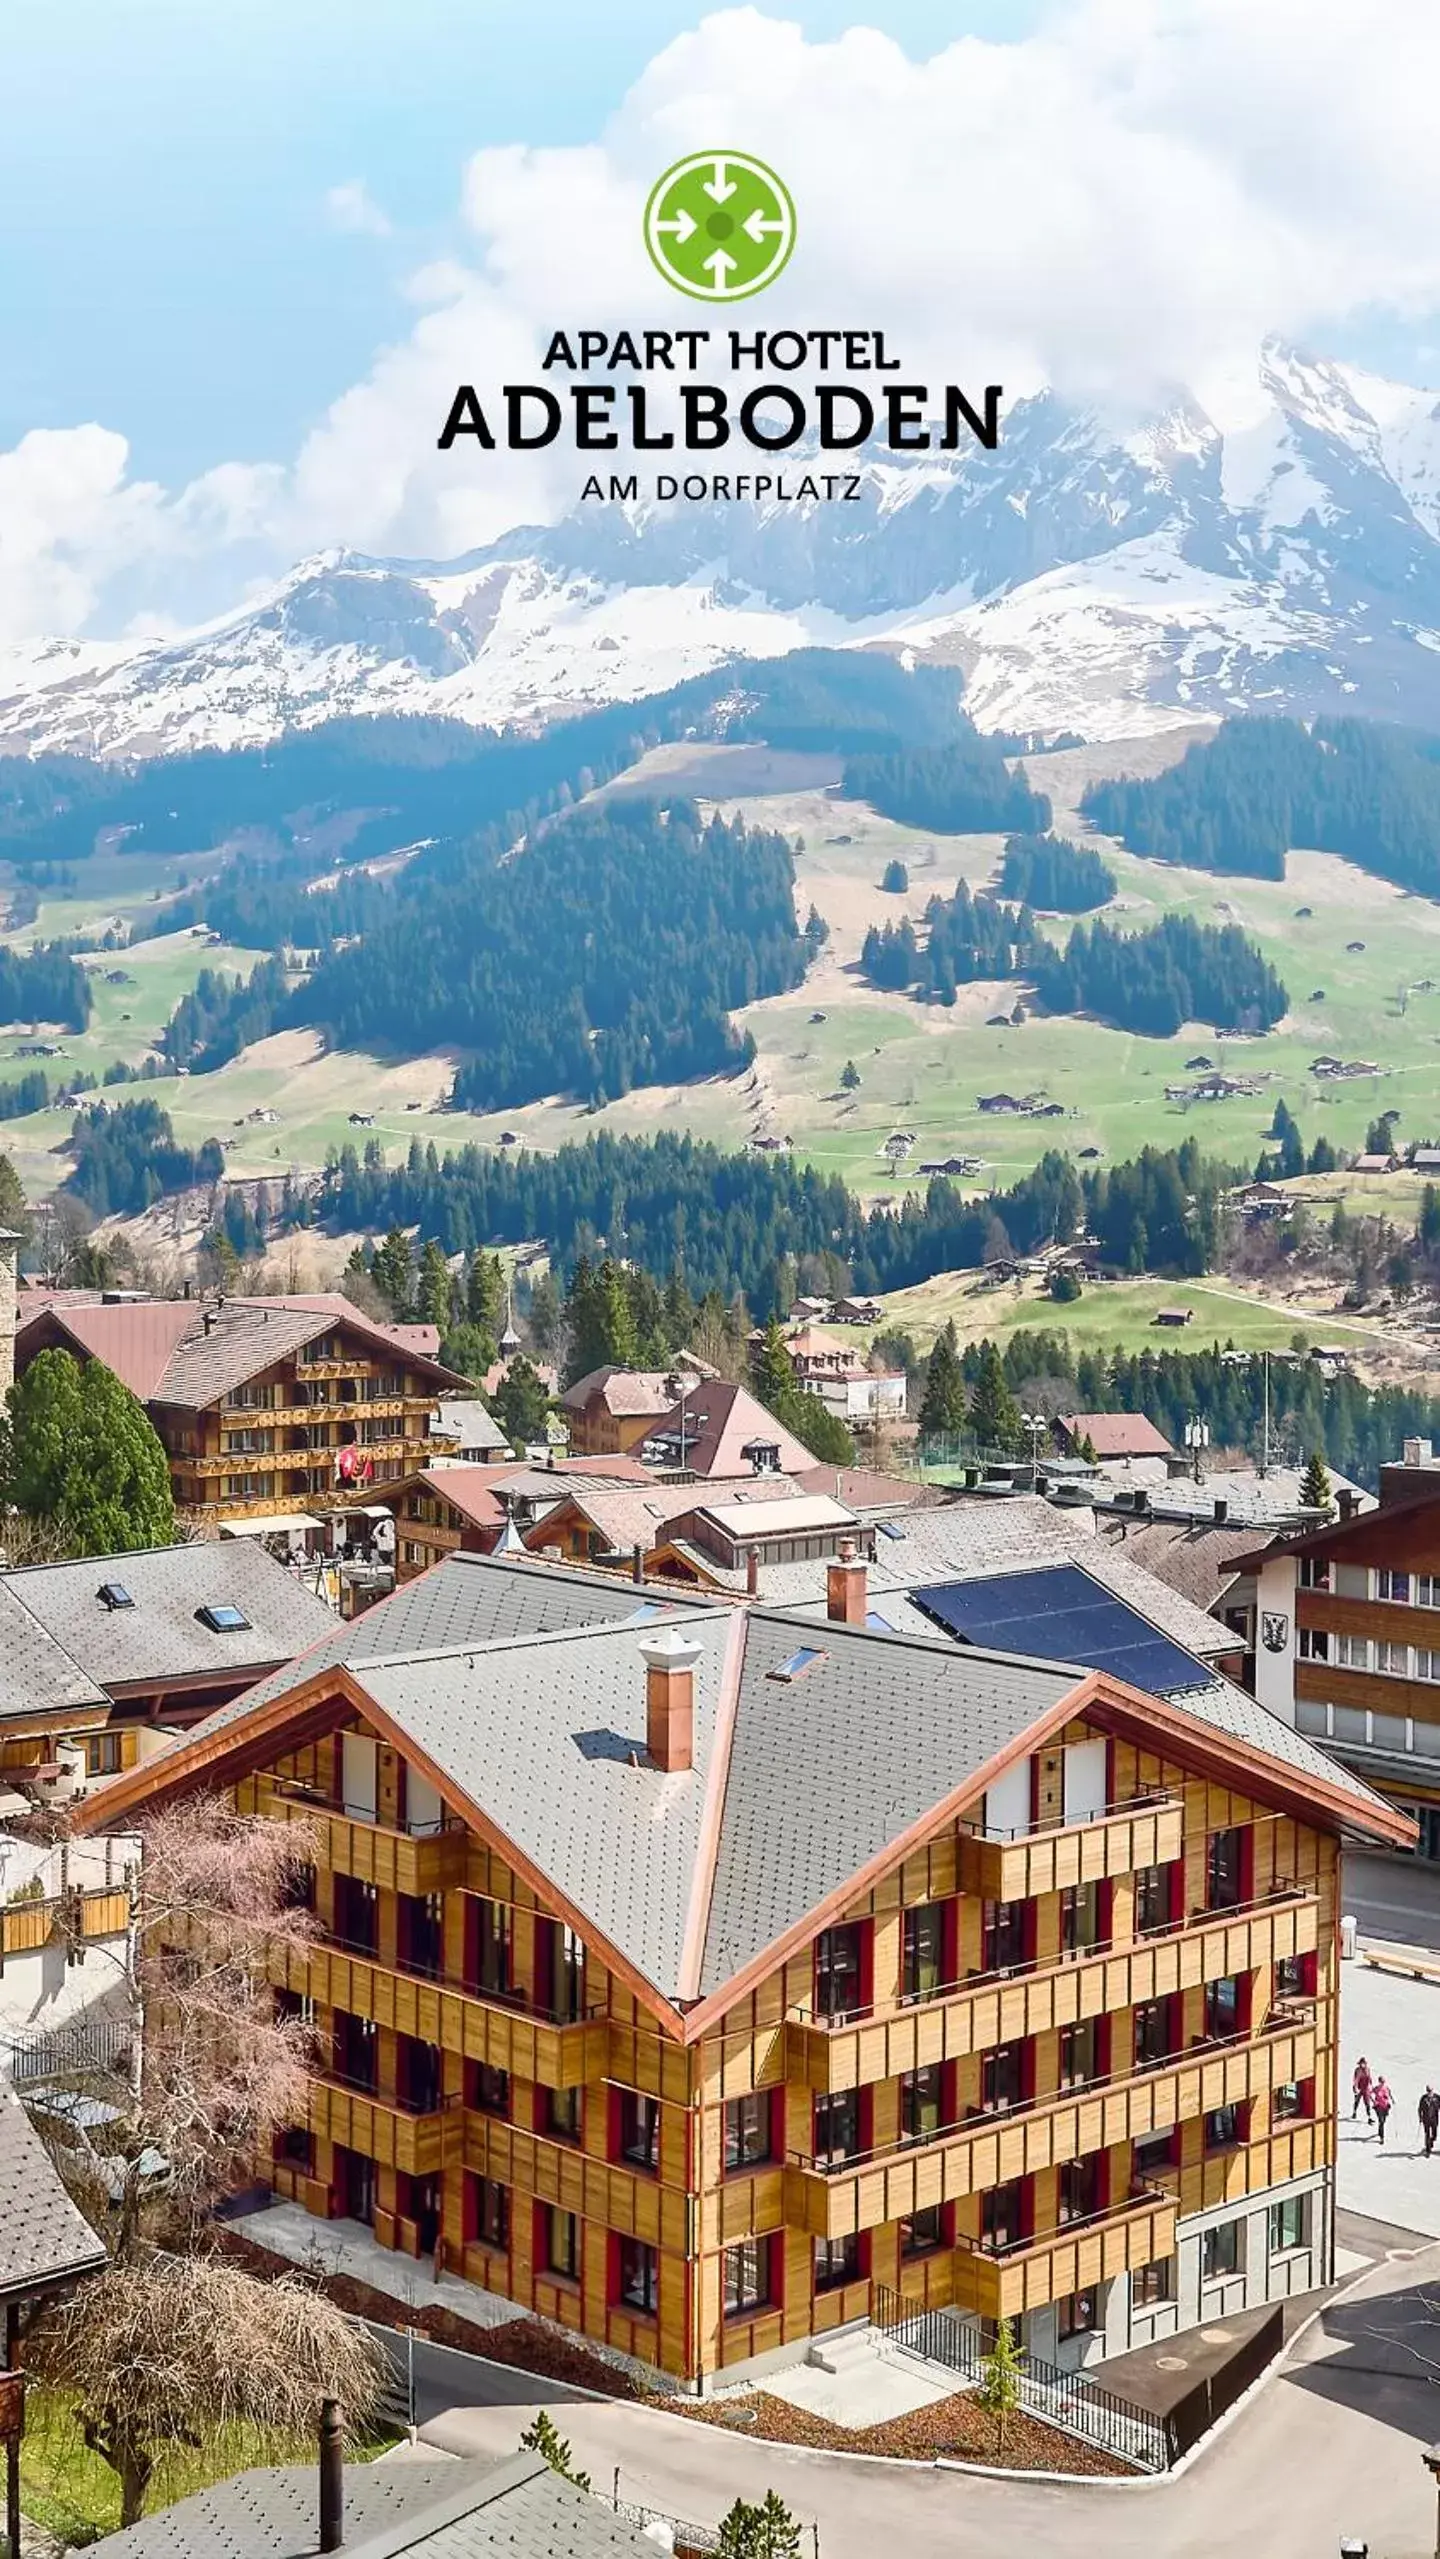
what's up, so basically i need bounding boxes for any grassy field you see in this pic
[2,729,1438,1208]
[867,1270,1397,1358]
[19,2385,397,2544]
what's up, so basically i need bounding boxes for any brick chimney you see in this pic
[826,1538,867,1626]
[745,1548,759,1597]
[640,1631,703,1773]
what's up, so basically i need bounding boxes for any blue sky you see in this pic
[4,0,1036,487]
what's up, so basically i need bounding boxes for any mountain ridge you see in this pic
[6,341,1440,759]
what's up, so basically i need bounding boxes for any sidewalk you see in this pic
[1339,1950,1440,2239]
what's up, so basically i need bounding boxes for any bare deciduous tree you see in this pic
[28,2257,383,2526]
[26,1798,382,2528]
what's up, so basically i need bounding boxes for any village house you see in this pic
[79,1547,1405,2391]
[12,1294,467,1531]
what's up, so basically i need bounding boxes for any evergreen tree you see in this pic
[975,2316,1024,2456]
[490,1355,552,1451]
[517,2412,590,2495]
[369,1225,415,1319]
[599,1259,641,1370]
[437,1321,494,1384]
[968,1339,1024,1453]
[783,1393,856,1466]
[751,1320,800,1413]
[839,1059,860,1091]
[917,1321,969,1436]
[465,1249,505,1335]
[416,1237,455,1331]
[561,1255,610,1385]
[1307,1134,1338,1175]
[716,2490,803,2558]
[4,1350,174,1554]
[1300,1449,1333,1511]
[880,858,909,893]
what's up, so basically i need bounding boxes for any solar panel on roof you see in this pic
[911,1561,1213,1698]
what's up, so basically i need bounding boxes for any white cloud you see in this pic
[324,180,393,239]
[12,0,1440,639]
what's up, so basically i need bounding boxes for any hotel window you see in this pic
[465,1898,510,1999]
[397,1891,444,1982]
[1297,1627,1330,1663]
[1133,1997,1173,2070]
[1299,1556,1332,1591]
[546,2207,580,2281]
[1376,1639,1410,1677]
[1057,2289,1098,2341]
[1418,1649,1440,1683]
[618,2092,661,2172]
[1132,2258,1175,2308]
[1418,1575,1440,1610]
[547,2086,582,2143]
[900,2064,944,2143]
[616,2237,659,2316]
[1132,2127,1175,2180]
[813,2090,862,2168]
[723,2238,772,2318]
[1335,1634,1370,1670]
[814,2234,862,2292]
[1059,2155,1101,2226]
[1204,2103,1243,2152]
[1273,2080,1311,2121]
[465,2062,509,2118]
[1269,2195,1310,2254]
[84,1733,123,1776]
[1134,1863,1176,1936]
[1275,1952,1312,1999]
[1378,1569,1412,1603]
[902,1902,946,2001]
[900,2207,945,2259]
[981,1898,1030,1976]
[1206,1827,1246,1912]
[1202,2220,1240,2281]
[814,1923,864,2020]
[1205,1975,1241,2041]
[980,2043,1026,2117]
[465,2176,508,2251]
[1059,2020,1100,2091]
[538,1918,586,2024]
[723,2093,773,2173]
[981,2181,1024,2251]
[1062,1880,1105,1957]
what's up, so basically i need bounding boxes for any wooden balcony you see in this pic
[237,1776,467,1895]
[958,1794,1185,1903]
[783,2010,1317,2239]
[306,2075,458,2177]
[787,1888,1320,2095]
[0,1885,130,1963]
[952,2184,1178,2323]
[275,1940,603,2088]
[463,2114,693,2255]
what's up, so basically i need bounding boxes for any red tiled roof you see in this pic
[17,1300,197,1399]
[651,1381,815,1479]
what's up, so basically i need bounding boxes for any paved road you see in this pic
[1344,1850,1440,1954]
[365,2323,593,2427]
[423,2245,1440,2559]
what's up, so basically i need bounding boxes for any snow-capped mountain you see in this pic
[6,342,1440,757]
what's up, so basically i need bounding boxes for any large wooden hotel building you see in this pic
[83,1548,1406,2388]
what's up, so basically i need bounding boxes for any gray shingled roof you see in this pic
[0,1542,334,1697]
[360,1608,727,2000]
[183,1554,707,1744]
[0,2098,106,2298]
[0,1585,107,1725]
[700,1615,1077,1994]
[87,2452,660,2558]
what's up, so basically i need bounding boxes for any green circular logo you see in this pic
[644,150,796,302]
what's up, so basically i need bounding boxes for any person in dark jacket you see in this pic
[1421,2087,1440,2156]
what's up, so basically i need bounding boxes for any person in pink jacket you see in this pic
[1352,2057,1373,2121]
[1372,2076,1394,2144]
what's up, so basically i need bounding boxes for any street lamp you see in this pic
[1022,1411,1047,1492]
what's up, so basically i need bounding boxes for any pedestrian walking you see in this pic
[1420,2087,1440,2156]
[1353,2057,1374,2120]
[1373,2075,1394,2143]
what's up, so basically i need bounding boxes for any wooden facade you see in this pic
[163,1334,445,1527]
[231,1706,1339,2387]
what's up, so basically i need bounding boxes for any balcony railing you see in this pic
[305,2071,461,2175]
[952,2182,1178,2322]
[278,1937,603,2089]
[958,1791,1186,1901]
[783,2008,1316,2237]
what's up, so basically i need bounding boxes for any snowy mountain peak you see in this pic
[4,347,1440,758]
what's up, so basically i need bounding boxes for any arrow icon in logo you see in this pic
[702,159,737,203]
[742,207,786,243]
[654,208,698,243]
[703,247,738,289]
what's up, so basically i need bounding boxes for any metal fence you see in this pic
[0,2014,133,2087]
[613,2494,722,2555]
[872,2285,1169,2473]
[1165,2304,1282,2459]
